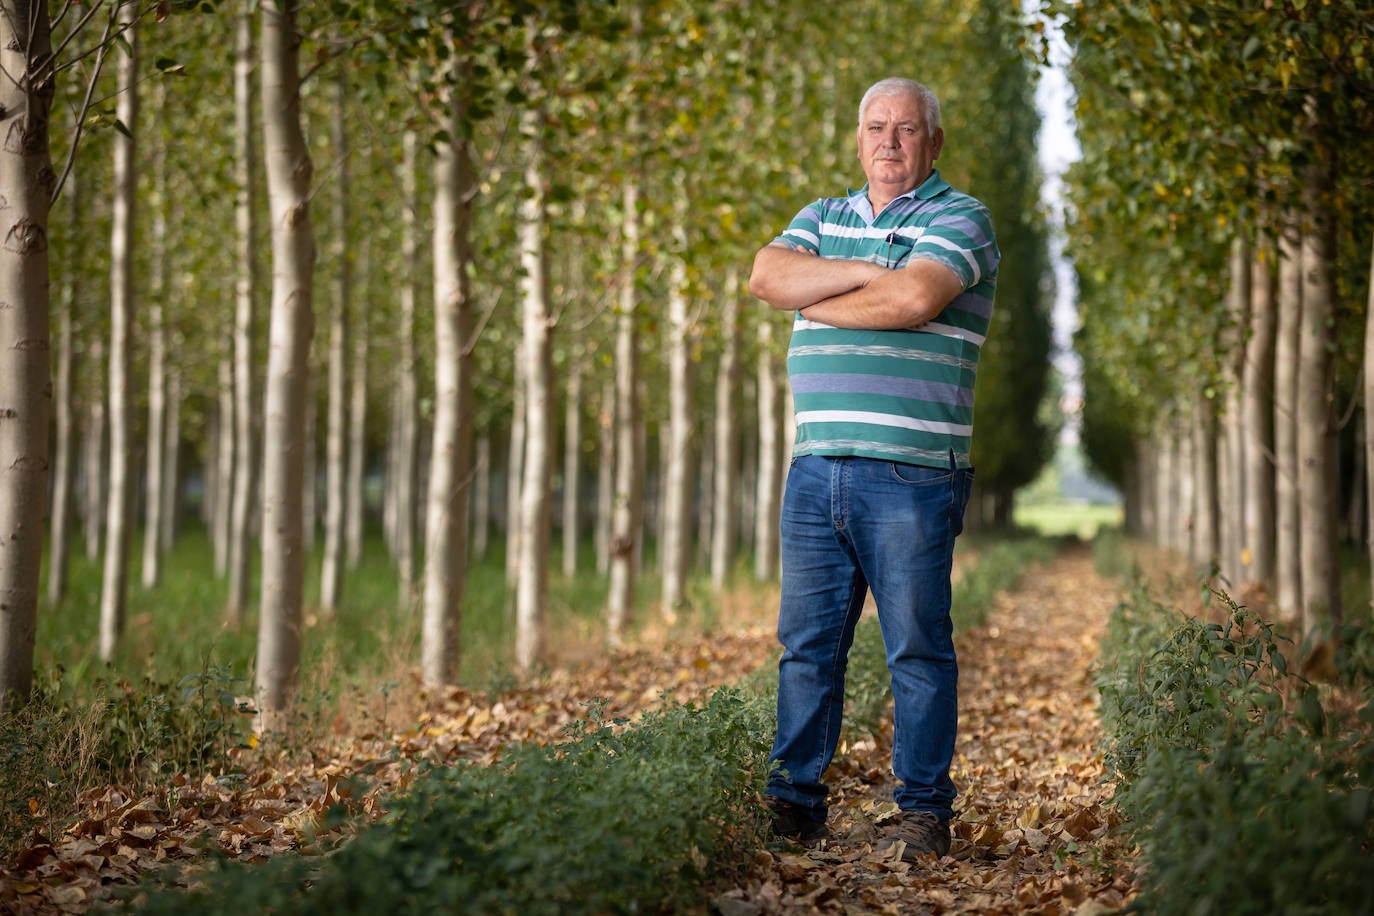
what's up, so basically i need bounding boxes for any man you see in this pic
[749,77,998,862]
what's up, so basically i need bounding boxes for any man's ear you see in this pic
[932,127,945,160]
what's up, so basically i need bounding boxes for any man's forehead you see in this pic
[863,97,923,120]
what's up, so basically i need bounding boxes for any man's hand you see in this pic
[749,243,885,312]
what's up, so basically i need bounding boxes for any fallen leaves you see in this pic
[0,545,1140,914]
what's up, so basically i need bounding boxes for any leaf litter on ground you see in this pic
[0,543,1138,914]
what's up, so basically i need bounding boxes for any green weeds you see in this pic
[1097,581,1374,915]
[128,688,775,915]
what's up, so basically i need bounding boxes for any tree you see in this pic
[226,0,257,621]
[255,0,316,727]
[0,0,55,711]
[97,0,138,663]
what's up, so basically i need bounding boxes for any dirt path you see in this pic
[714,542,1139,914]
[1,543,1138,914]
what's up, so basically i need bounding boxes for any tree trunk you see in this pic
[319,69,351,615]
[255,0,316,727]
[1218,237,1249,583]
[606,176,643,645]
[393,129,419,599]
[162,368,181,550]
[47,182,77,608]
[141,104,167,591]
[421,83,476,687]
[1366,232,1374,600]
[1193,403,1219,570]
[710,268,742,590]
[1243,239,1277,593]
[1296,162,1341,639]
[661,181,692,619]
[345,254,367,569]
[227,0,258,621]
[471,434,490,561]
[81,354,105,562]
[594,380,614,575]
[514,109,553,671]
[505,351,525,586]
[1156,425,1176,552]
[754,318,782,581]
[1274,222,1303,625]
[562,361,583,579]
[0,0,54,711]
[99,4,138,663]
[213,356,234,576]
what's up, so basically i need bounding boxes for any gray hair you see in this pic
[857,78,941,136]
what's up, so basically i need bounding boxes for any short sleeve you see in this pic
[909,199,999,291]
[772,199,826,255]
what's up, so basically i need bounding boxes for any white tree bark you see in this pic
[141,104,167,591]
[81,359,105,562]
[255,0,316,726]
[47,181,77,608]
[594,380,614,575]
[1366,233,1374,600]
[319,70,351,614]
[227,0,258,621]
[562,362,583,578]
[505,350,525,586]
[606,175,643,645]
[1297,196,1341,638]
[421,84,476,687]
[162,368,181,551]
[1243,240,1277,591]
[1274,223,1303,625]
[393,129,420,596]
[213,355,235,575]
[1218,237,1249,582]
[753,319,781,581]
[0,0,54,710]
[710,269,743,590]
[345,253,367,569]
[514,109,553,671]
[98,4,138,663]
[660,181,693,619]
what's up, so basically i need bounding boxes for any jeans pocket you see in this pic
[888,461,951,486]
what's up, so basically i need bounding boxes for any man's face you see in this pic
[856,92,944,200]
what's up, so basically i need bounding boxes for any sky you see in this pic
[1033,23,1084,446]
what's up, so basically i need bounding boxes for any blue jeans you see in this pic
[766,454,973,824]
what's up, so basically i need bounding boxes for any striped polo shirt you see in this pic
[775,170,998,468]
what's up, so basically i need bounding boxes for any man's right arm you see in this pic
[748,242,885,312]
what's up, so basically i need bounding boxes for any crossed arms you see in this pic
[747,242,964,330]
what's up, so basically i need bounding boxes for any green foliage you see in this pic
[128,687,775,915]
[97,666,251,781]
[0,665,248,860]
[1095,582,1374,915]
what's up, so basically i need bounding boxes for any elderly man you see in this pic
[749,77,999,861]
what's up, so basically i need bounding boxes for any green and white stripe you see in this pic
[776,170,998,468]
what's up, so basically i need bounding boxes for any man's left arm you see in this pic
[798,258,964,330]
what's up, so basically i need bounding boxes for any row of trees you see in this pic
[1052,0,1374,647]
[0,0,1055,723]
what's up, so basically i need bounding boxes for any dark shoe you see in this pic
[767,798,830,842]
[876,810,950,861]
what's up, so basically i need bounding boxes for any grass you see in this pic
[1014,500,1122,540]
[35,524,684,700]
